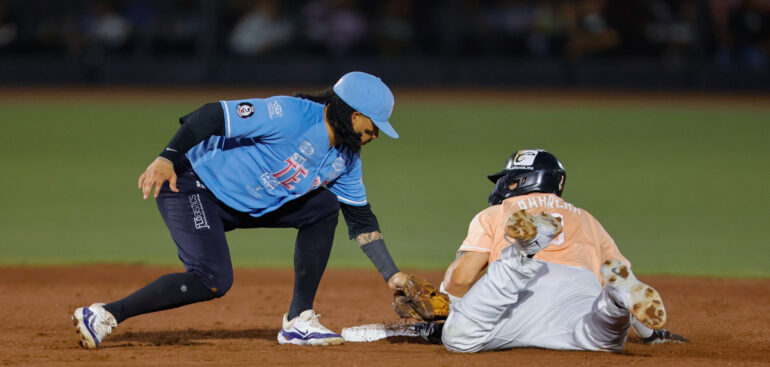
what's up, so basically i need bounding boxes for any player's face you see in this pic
[351,112,380,146]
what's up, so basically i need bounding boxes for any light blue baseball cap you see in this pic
[333,71,398,139]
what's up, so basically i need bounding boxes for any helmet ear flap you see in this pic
[488,172,522,206]
[488,175,510,206]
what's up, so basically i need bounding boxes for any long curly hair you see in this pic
[293,88,361,152]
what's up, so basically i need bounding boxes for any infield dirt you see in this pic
[1,265,768,366]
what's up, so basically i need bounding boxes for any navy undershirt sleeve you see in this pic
[341,203,400,282]
[340,203,380,239]
[158,102,225,164]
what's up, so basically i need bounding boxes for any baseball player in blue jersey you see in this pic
[72,71,409,348]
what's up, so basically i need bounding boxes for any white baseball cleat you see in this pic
[72,303,118,349]
[504,209,563,256]
[277,310,344,346]
[601,259,667,329]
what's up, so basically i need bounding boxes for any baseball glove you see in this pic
[392,275,450,321]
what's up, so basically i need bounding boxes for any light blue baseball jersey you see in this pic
[185,96,367,217]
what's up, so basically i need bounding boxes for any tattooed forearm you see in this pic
[356,231,383,246]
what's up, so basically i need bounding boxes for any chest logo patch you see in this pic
[236,103,255,118]
[300,140,315,156]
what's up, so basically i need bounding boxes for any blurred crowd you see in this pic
[0,0,768,70]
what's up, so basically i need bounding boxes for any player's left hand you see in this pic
[138,157,179,199]
[387,271,409,291]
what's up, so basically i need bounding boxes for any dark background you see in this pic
[0,0,768,89]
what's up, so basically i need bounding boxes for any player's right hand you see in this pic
[138,157,179,199]
[388,271,410,291]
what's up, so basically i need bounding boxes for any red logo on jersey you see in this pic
[272,153,308,190]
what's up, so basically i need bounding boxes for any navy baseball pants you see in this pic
[104,158,339,322]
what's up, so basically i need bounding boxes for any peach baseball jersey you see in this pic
[457,193,628,280]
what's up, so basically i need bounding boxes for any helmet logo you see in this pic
[508,150,538,168]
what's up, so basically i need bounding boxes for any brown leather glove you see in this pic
[392,275,450,321]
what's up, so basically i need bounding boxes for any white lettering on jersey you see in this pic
[267,100,284,119]
[514,196,582,214]
[246,185,263,198]
[260,172,280,190]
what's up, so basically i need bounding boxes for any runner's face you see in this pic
[351,112,379,145]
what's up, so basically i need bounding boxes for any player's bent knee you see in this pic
[190,268,233,298]
[211,279,232,298]
[212,272,234,297]
[442,314,484,353]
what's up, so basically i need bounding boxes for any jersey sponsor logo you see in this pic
[267,99,284,119]
[236,102,255,118]
[189,194,210,230]
[260,172,281,190]
[508,150,538,168]
[271,153,308,190]
[299,140,315,156]
[246,185,263,198]
[332,157,346,172]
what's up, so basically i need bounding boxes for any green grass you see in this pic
[1,94,768,277]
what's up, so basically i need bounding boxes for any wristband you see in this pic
[361,239,399,282]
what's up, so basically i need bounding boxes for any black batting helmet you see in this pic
[487,149,566,206]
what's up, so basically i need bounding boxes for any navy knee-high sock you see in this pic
[287,215,337,320]
[104,272,216,323]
